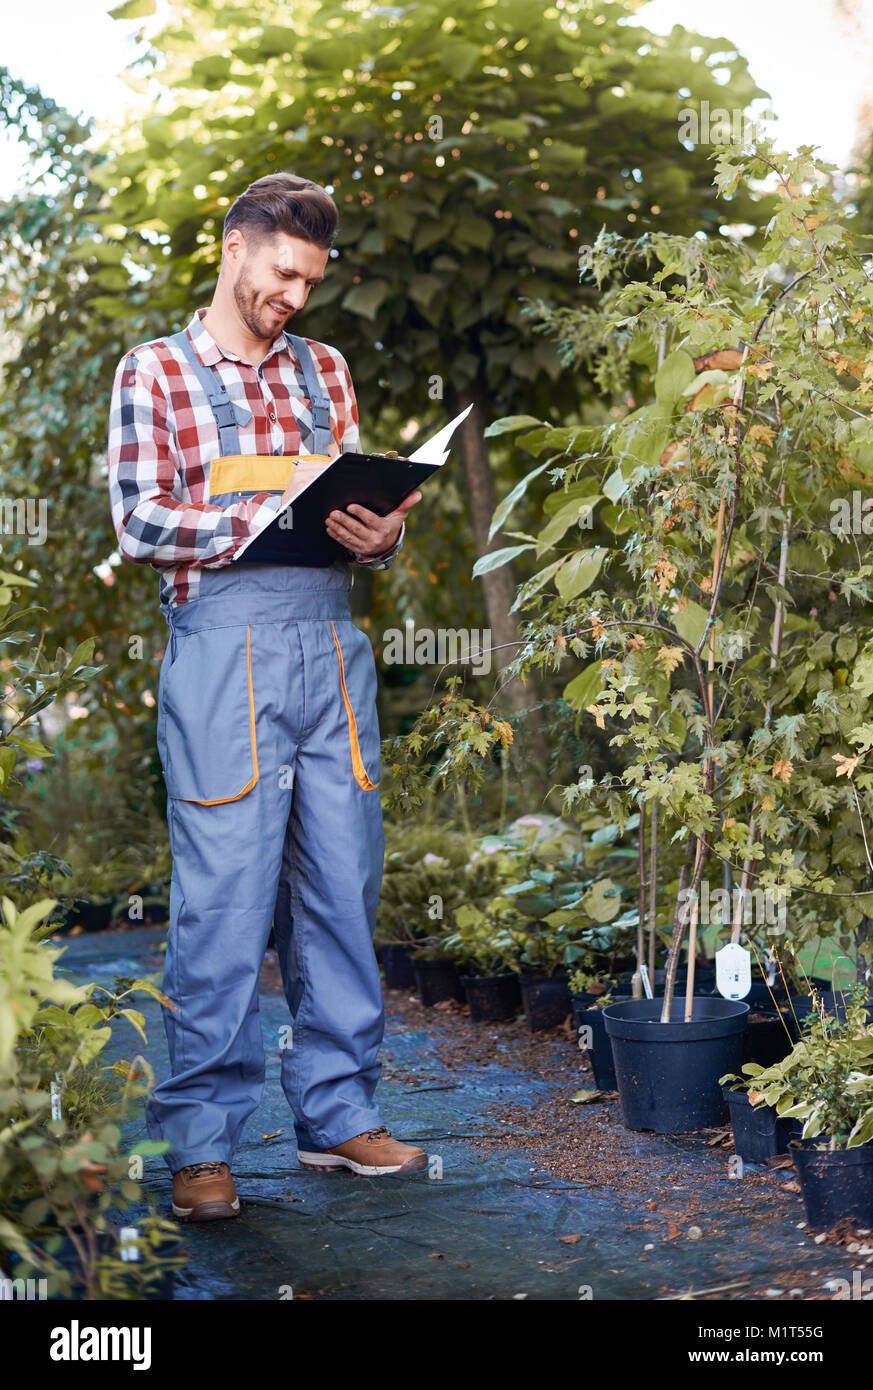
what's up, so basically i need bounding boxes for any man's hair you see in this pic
[222,173,338,252]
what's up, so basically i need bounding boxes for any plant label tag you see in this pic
[50,1081,62,1122]
[119,1227,141,1263]
[639,963,654,999]
[715,943,752,999]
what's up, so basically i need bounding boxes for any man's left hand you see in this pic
[325,491,422,559]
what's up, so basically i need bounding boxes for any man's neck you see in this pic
[201,304,277,368]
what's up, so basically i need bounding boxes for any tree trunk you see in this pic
[444,384,550,781]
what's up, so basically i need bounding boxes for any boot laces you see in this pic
[364,1126,389,1143]
[180,1161,226,1178]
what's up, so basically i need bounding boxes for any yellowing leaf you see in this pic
[656,646,685,677]
[652,555,678,595]
[834,753,859,779]
[586,704,606,730]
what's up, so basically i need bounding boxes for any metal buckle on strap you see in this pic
[311,398,332,435]
[209,397,239,431]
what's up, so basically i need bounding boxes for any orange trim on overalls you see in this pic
[330,622,379,791]
[190,625,259,805]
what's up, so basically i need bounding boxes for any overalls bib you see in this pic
[146,330,386,1170]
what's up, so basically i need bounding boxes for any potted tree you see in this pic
[469,138,873,1131]
[722,985,873,1225]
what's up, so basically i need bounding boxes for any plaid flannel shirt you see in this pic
[107,307,404,608]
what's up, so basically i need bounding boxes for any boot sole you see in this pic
[298,1150,428,1176]
[172,1197,241,1222]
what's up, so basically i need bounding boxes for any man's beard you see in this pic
[233,264,291,340]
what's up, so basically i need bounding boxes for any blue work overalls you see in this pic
[146,331,386,1172]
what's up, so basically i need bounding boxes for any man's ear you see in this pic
[223,229,246,268]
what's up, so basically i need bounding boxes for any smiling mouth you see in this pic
[267,303,290,318]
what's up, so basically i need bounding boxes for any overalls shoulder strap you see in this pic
[285,333,334,456]
[169,328,253,455]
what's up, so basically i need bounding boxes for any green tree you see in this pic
[59,0,766,713]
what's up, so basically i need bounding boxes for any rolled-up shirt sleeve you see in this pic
[107,352,283,568]
[334,352,406,572]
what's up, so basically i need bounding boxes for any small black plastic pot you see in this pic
[461,972,521,1023]
[570,991,610,1025]
[519,973,571,1032]
[791,1138,873,1231]
[790,990,873,1028]
[570,993,590,1030]
[722,1085,795,1164]
[742,1010,794,1069]
[412,957,465,1007]
[577,996,632,1091]
[739,976,833,1011]
[615,965,716,992]
[71,899,113,933]
[377,943,417,991]
[603,996,749,1133]
[7,1228,176,1300]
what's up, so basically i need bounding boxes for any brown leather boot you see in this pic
[298,1126,428,1175]
[171,1161,240,1221]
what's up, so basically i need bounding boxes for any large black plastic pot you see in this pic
[461,972,521,1023]
[603,997,749,1133]
[519,973,571,1032]
[791,1139,873,1230]
[577,997,631,1091]
[377,943,417,990]
[722,1085,795,1164]
[412,957,465,1007]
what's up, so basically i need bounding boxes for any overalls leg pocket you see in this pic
[330,621,381,791]
[161,623,259,805]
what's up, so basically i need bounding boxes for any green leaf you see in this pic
[582,878,622,923]
[600,503,635,534]
[341,280,392,320]
[563,661,604,711]
[118,1008,148,1043]
[484,415,544,438]
[603,468,627,503]
[555,548,606,600]
[472,544,533,577]
[673,599,711,649]
[109,0,155,16]
[489,459,552,541]
[655,350,696,410]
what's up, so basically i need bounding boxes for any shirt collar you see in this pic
[186,307,290,368]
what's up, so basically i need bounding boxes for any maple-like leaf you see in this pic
[657,646,685,676]
[833,752,859,778]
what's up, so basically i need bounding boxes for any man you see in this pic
[107,173,426,1223]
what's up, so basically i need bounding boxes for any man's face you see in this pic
[229,231,329,340]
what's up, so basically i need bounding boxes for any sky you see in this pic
[1,0,872,196]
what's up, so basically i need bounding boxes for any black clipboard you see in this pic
[233,452,443,567]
